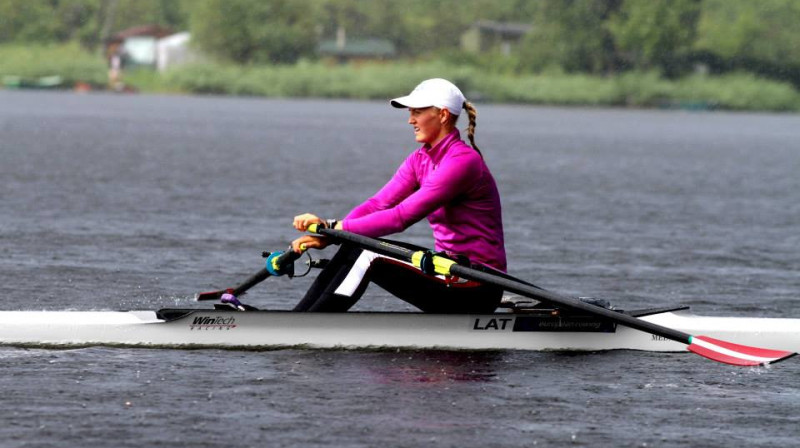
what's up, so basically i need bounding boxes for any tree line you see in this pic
[2,0,799,86]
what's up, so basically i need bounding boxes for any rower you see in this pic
[290,78,507,313]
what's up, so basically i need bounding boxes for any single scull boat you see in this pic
[2,228,795,366]
[0,301,798,355]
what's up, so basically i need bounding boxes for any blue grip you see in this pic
[265,251,286,276]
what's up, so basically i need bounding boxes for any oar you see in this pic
[195,248,302,302]
[308,225,796,367]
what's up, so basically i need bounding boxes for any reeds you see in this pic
[2,44,798,112]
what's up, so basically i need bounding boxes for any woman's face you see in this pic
[408,107,448,146]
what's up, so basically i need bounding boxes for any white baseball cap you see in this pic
[390,78,466,116]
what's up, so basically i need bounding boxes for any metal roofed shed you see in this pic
[318,29,396,64]
[461,20,532,56]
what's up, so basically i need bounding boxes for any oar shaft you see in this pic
[196,249,303,301]
[311,225,692,345]
[306,226,795,366]
[448,264,692,344]
[231,268,270,296]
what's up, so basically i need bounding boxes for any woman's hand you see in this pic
[292,213,329,253]
[293,213,322,231]
[291,235,329,253]
[292,213,343,252]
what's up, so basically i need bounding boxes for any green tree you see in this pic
[104,0,188,33]
[608,0,701,75]
[696,0,800,66]
[0,0,188,49]
[0,0,62,43]
[187,0,318,64]
[517,0,622,74]
[314,0,537,58]
[50,0,101,43]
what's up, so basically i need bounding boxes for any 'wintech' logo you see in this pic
[189,316,237,331]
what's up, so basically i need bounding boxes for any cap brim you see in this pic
[390,94,432,109]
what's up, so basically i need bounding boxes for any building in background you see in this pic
[156,32,203,72]
[106,25,173,69]
[460,20,532,56]
[318,26,396,64]
[106,25,202,72]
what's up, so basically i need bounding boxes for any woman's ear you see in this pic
[439,108,451,125]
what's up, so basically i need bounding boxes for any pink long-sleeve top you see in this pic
[342,130,507,272]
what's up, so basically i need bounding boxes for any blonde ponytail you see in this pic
[463,101,481,157]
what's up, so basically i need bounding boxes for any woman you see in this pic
[291,78,505,313]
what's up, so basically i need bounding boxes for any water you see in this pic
[1,90,798,446]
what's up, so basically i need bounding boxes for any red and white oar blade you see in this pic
[195,290,225,302]
[688,335,797,366]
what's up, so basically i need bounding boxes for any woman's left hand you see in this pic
[293,213,322,231]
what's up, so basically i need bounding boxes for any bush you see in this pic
[0,43,107,87]
[614,71,675,106]
[673,72,800,111]
[162,61,478,99]
[477,73,621,105]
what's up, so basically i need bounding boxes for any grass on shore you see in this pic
[0,43,108,87]
[2,44,799,112]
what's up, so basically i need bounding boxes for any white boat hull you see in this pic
[0,309,798,353]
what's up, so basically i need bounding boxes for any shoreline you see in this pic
[3,44,800,114]
[5,86,799,117]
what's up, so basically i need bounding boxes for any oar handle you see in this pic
[265,247,303,277]
[230,248,302,296]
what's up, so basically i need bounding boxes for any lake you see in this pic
[1,90,798,446]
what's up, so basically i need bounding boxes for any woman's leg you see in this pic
[294,240,503,313]
[292,244,375,312]
[369,258,503,314]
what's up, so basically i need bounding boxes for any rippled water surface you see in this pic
[1,91,798,447]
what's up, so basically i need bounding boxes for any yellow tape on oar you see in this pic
[411,251,457,276]
[308,223,456,275]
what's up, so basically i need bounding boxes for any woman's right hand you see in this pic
[291,235,329,253]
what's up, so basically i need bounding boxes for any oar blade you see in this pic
[195,290,225,302]
[688,335,797,366]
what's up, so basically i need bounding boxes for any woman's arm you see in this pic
[291,154,419,252]
[343,151,480,237]
[346,155,418,220]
